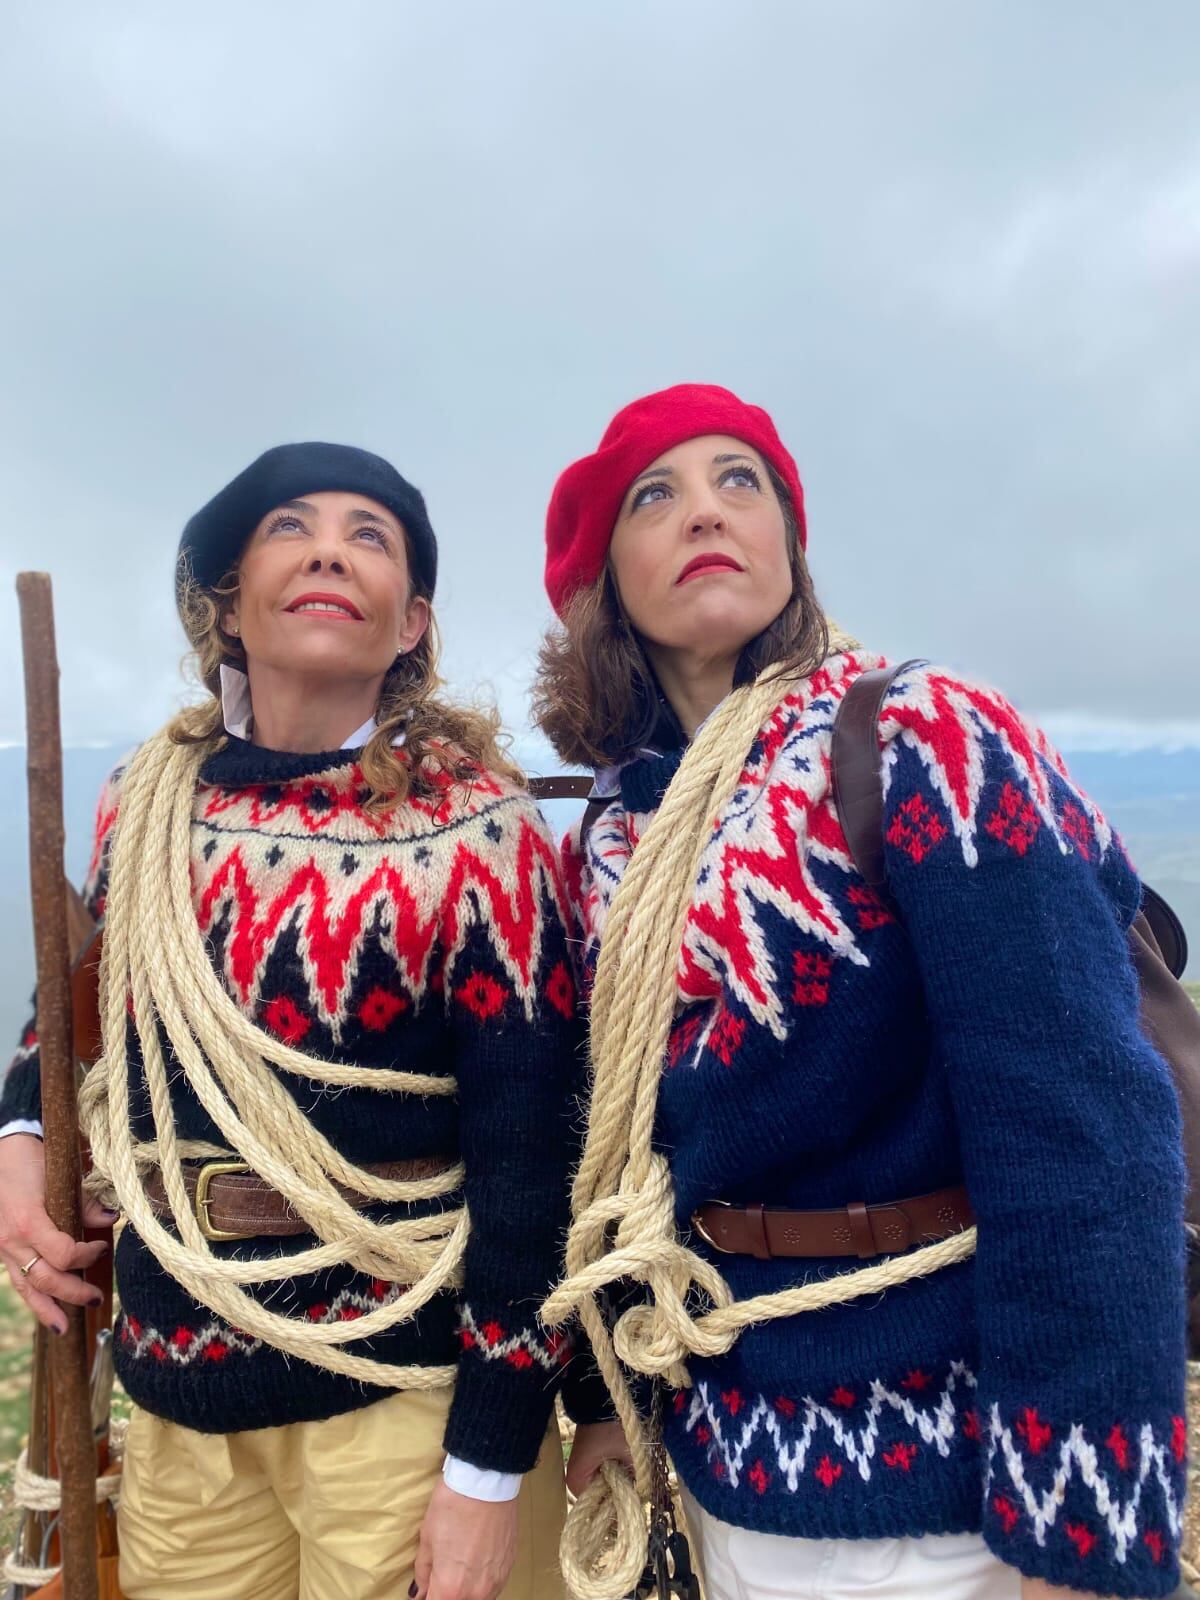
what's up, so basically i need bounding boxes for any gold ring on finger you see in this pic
[19,1253,41,1277]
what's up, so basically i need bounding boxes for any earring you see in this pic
[228,620,239,636]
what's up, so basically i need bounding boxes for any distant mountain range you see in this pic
[1,741,1196,1050]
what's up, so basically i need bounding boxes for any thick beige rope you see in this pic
[78,730,470,1387]
[1,1421,127,1587]
[543,641,978,1599]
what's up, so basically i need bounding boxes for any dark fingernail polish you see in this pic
[53,1324,66,1337]
[408,1585,418,1598]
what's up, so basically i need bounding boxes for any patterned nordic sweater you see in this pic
[564,652,1187,1597]
[1,736,584,1473]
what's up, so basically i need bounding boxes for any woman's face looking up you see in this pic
[608,434,793,668]
[226,491,429,686]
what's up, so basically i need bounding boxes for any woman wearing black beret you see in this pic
[0,442,583,1600]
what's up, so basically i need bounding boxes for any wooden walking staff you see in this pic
[16,573,100,1600]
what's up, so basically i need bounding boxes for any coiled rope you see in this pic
[77,729,470,1386]
[542,645,977,1599]
[1,1420,127,1589]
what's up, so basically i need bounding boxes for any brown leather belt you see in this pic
[691,1186,974,1261]
[144,1157,454,1243]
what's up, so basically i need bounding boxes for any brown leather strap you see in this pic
[529,775,612,863]
[144,1157,454,1241]
[691,1186,974,1260]
[1139,883,1189,979]
[528,774,594,801]
[830,660,923,892]
[829,659,1200,1273]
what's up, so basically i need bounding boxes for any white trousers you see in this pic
[681,1489,1021,1600]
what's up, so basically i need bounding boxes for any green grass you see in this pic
[0,1283,35,1552]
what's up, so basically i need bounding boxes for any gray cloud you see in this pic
[1,0,1198,748]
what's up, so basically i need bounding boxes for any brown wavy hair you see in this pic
[532,465,829,769]
[171,555,523,811]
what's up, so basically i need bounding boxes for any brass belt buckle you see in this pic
[193,1160,253,1243]
[689,1200,734,1254]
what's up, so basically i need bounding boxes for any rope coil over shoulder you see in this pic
[541,643,978,1600]
[79,730,468,1388]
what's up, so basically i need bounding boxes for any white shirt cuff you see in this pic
[0,1120,43,1140]
[442,1454,522,1502]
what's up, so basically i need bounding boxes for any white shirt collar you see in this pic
[219,664,402,750]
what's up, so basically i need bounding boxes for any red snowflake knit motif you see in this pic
[1065,1522,1098,1559]
[545,961,576,1019]
[885,795,949,864]
[984,782,1041,856]
[992,1495,1020,1535]
[262,995,311,1046]
[1060,801,1093,861]
[455,972,508,1020]
[793,951,833,1006]
[668,1012,704,1069]
[709,1009,746,1066]
[847,884,893,930]
[357,987,407,1031]
[1015,1407,1052,1454]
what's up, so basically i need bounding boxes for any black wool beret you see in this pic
[177,441,438,603]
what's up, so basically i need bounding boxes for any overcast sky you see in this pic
[1,2,1197,759]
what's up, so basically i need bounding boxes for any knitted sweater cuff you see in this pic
[442,1363,559,1476]
[0,1051,42,1126]
[441,1308,572,1473]
[980,1401,1185,1596]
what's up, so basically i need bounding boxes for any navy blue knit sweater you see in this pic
[1,737,584,1473]
[564,652,1187,1597]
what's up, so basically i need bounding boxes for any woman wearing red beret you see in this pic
[534,386,1185,1599]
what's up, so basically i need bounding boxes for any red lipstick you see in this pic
[675,553,744,585]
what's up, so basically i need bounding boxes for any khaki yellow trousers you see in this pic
[117,1389,566,1600]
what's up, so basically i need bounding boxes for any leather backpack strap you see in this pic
[830,660,924,896]
[1139,883,1189,980]
[527,773,611,855]
[528,774,594,801]
[829,659,1200,1251]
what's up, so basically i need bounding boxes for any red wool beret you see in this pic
[544,383,807,617]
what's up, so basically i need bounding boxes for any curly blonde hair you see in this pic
[171,560,523,811]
